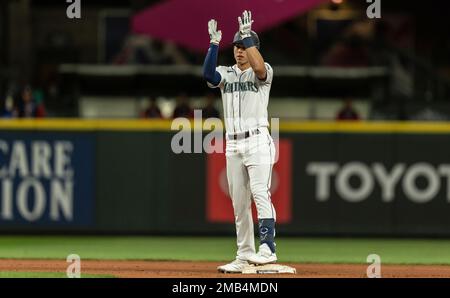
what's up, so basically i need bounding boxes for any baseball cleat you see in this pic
[217,259,250,273]
[248,244,277,265]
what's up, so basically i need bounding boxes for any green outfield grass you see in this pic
[0,236,449,265]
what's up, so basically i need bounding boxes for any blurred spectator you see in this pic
[336,99,360,121]
[321,38,369,67]
[0,94,17,118]
[202,93,220,119]
[16,86,46,118]
[113,34,161,64]
[113,34,189,65]
[142,96,162,118]
[320,21,373,67]
[17,86,35,118]
[172,93,194,119]
[33,89,47,118]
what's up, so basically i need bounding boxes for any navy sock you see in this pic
[258,218,276,253]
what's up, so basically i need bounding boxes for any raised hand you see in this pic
[238,10,254,39]
[208,19,222,45]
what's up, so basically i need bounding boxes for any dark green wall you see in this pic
[1,129,450,236]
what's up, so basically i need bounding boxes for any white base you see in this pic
[242,264,296,274]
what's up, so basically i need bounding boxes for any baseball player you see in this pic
[203,10,277,273]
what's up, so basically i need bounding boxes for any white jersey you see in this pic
[208,63,273,134]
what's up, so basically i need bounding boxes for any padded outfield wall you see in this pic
[0,119,449,236]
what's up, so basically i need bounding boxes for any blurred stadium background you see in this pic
[1,0,450,276]
[1,0,449,120]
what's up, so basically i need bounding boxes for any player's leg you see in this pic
[244,132,277,264]
[217,143,255,273]
[226,151,255,259]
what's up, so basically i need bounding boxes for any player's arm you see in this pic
[203,19,222,86]
[238,10,266,81]
[244,44,266,81]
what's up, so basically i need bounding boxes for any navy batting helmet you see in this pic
[232,31,260,49]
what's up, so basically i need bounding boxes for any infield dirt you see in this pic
[1,259,450,278]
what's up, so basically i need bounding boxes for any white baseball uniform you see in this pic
[208,62,277,260]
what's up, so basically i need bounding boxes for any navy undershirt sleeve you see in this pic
[203,44,222,86]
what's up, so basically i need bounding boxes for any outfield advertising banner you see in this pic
[0,133,95,227]
[291,133,450,235]
[1,121,450,236]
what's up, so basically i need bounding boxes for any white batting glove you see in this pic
[238,10,254,39]
[208,19,222,45]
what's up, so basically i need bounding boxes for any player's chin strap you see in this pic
[258,218,276,253]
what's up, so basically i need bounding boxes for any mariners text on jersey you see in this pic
[224,81,259,93]
[208,63,273,133]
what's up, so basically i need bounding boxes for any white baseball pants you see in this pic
[225,127,277,260]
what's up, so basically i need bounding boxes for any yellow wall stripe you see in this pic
[0,119,449,133]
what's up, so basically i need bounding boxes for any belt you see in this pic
[227,128,260,140]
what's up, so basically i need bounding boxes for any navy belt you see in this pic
[228,128,260,140]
